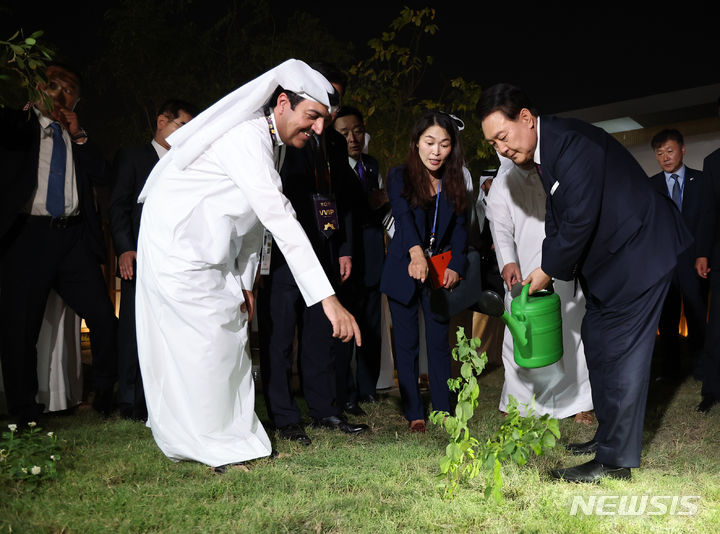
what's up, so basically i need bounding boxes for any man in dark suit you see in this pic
[257,65,368,445]
[332,105,389,413]
[479,83,692,482]
[109,99,198,421]
[0,64,118,423]
[695,122,720,412]
[648,129,709,381]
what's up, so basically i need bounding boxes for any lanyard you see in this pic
[265,115,277,144]
[312,134,332,192]
[428,179,442,253]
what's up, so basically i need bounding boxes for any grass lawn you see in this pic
[2,359,719,533]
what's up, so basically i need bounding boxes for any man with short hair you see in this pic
[649,129,709,381]
[135,59,361,469]
[479,83,691,482]
[109,99,198,421]
[257,67,369,447]
[0,63,117,424]
[333,105,388,411]
[696,102,720,412]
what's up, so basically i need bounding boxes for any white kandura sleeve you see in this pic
[211,121,334,306]
[485,180,519,271]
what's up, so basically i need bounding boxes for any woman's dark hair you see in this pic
[404,111,466,213]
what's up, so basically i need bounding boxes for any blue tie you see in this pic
[670,173,682,211]
[46,122,66,217]
[355,159,368,191]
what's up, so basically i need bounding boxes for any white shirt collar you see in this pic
[151,138,169,159]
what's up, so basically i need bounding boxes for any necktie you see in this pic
[670,173,682,211]
[355,159,367,191]
[46,122,66,217]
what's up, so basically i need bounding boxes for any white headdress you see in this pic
[166,58,336,171]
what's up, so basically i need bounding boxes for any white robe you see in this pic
[485,159,593,419]
[136,113,334,467]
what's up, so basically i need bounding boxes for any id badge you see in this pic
[312,193,339,238]
[259,229,273,275]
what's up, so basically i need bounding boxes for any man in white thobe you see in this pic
[135,60,361,469]
[485,155,593,420]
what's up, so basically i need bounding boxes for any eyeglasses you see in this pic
[163,114,187,128]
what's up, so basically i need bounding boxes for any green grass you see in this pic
[2,364,719,533]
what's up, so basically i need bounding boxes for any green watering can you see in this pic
[475,284,563,369]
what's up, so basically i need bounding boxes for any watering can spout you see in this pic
[501,310,529,354]
[474,285,562,368]
[472,289,529,354]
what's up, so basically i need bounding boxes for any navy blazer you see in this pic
[538,115,692,306]
[649,166,709,264]
[347,153,387,287]
[0,108,108,262]
[273,128,354,287]
[380,164,468,305]
[109,143,159,256]
[697,147,720,264]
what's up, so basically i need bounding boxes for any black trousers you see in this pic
[116,276,146,417]
[336,282,382,406]
[257,263,339,428]
[656,261,708,378]
[701,270,720,399]
[582,272,671,468]
[0,217,117,419]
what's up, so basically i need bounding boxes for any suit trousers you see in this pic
[701,270,720,399]
[258,262,339,428]
[656,260,707,378]
[582,272,671,468]
[0,217,117,419]
[116,276,146,417]
[336,282,382,406]
[387,286,451,422]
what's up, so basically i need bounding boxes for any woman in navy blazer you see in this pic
[380,112,468,432]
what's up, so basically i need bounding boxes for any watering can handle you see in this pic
[520,283,530,306]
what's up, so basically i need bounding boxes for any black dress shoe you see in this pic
[277,423,312,446]
[92,388,115,417]
[343,401,367,416]
[551,459,631,483]
[312,415,369,434]
[357,394,379,404]
[565,439,598,456]
[697,395,718,413]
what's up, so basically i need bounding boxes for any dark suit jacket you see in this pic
[697,148,720,264]
[537,115,692,306]
[273,128,353,288]
[109,143,159,256]
[346,153,387,287]
[649,166,709,264]
[0,108,108,262]
[380,164,468,305]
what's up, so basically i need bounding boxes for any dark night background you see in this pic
[4,2,719,109]
[3,1,720,167]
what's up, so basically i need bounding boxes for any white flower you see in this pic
[31,466,41,475]
[8,424,17,432]
[50,455,56,461]
[28,421,37,428]
[21,467,27,474]
[47,432,54,437]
